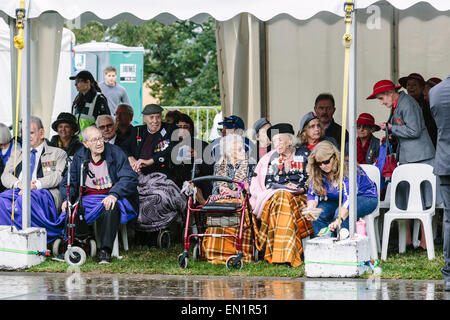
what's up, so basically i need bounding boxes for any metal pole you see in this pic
[348,7,357,236]
[21,16,31,229]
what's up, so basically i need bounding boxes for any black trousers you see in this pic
[98,205,120,252]
[440,175,450,282]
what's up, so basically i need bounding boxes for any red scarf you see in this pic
[357,136,371,164]
[307,140,319,151]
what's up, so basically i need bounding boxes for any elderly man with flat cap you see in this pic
[70,70,111,133]
[123,104,176,178]
[122,104,186,246]
[0,116,67,244]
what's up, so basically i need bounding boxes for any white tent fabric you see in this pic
[1,0,450,21]
[0,17,74,134]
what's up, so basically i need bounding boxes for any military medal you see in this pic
[278,157,283,175]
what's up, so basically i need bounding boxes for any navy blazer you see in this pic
[59,143,139,211]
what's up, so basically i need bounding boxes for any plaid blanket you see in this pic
[254,190,313,267]
[201,198,254,264]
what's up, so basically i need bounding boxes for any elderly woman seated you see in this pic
[250,123,314,267]
[305,140,378,237]
[201,133,255,265]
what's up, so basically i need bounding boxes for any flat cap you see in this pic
[142,104,164,115]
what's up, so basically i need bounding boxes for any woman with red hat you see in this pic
[367,79,437,251]
[356,113,380,165]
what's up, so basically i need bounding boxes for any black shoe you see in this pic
[98,249,111,264]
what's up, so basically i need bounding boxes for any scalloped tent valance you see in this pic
[0,0,450,23]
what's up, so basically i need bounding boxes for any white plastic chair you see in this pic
[381,164,436,260]
[360,164,381,260]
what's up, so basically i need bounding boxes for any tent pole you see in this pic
[21,15,31,229]
[348,7,357,236]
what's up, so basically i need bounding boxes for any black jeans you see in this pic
[98,205,120,252]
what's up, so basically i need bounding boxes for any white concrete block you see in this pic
[0,226,47,270]
[304,235,371,278]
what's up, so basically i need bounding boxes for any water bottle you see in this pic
[356,218,367,236]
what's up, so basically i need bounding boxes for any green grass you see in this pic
[25,243,445,280]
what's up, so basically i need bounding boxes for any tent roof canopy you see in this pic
[1,0,450,24]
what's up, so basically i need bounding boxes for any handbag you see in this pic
[381,126,398,178]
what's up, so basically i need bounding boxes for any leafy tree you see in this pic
[68,18,220,106]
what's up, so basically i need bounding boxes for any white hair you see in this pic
[219,133,245,161]
[95,114,115,127]
[81,125,100,141]
[0,123,11,145]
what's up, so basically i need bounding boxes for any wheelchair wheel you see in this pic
[192,243,201,261]
[226,255,243,270]
[178,253,188,268]
[89,239,97,258]
[52,238,63,257]
[65,246,87,266]
[157,230,171,249]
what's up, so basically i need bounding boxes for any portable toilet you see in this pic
[72,42,144,126]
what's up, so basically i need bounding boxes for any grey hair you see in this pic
[273,133,299,149]
[95,114,115,127]
[0,123,12,145]
[116,103,134,116]
[219,133,245,161]
[30,116,44,130]
[81,125,100,141]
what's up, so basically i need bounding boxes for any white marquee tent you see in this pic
[0,0,449,232]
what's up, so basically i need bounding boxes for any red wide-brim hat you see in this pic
[366,80,402,100]
[357,113,380,132]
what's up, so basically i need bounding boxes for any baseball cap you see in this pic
[219,115,245,130]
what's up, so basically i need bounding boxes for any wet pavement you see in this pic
[0,271,449,300]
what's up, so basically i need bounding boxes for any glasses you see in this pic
[98,123,114,130]
[315,155,334,167]
[88,137,104,144]
[357,124,371,130]
[176,125,190,129]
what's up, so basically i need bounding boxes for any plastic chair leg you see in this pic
[422,217,435,260]
[364,215,378,260]
[381,216,393,261]
[412,219,421,248]
[111,232,120,258]
[398,220,407,254]
[120,224,128,252]
[374,217,381,253]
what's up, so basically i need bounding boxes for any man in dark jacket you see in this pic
[313,93,349,151]
[123,104,176,179]
[59,126,138,264]
[70,70,110,133]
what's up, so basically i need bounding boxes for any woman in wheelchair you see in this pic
[250,123,314,267]
[201,134,255,265]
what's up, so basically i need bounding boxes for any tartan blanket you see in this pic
[254,189,313,267]
[201,198,254,264]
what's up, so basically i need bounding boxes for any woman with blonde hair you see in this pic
[305,140,378,236]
